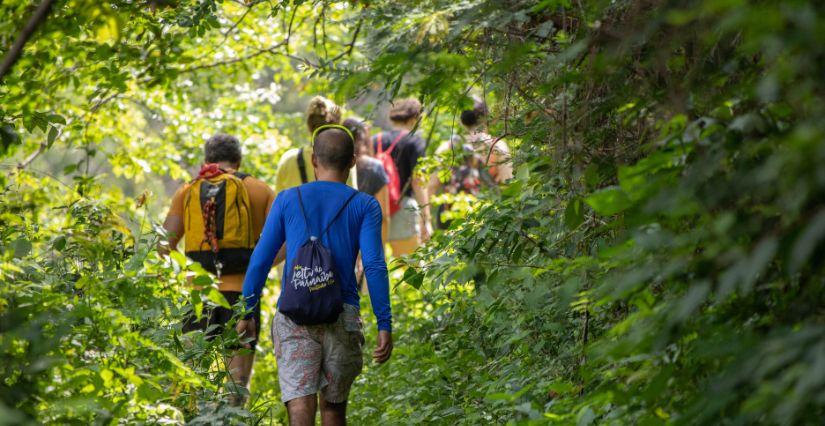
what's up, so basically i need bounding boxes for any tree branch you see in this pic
[285,4,298,55]
[181,40,289,72]
[180,40,321,72]
[0,0,55,82]
[16,127,63,171]
[327,17,363,63]
[16,142,47,170]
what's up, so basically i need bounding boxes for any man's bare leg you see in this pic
[319,398,347,426]
[227,353,254,405]
[286,395,317,426]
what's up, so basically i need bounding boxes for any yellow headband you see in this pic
[311,124,355,146]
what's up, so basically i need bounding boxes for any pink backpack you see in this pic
[374,131,407,215]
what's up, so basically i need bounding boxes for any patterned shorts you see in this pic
[272,303,365,403]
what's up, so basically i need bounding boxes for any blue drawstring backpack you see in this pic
[279,187,358,325]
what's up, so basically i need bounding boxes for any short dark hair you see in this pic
[460,97,488,128]
[313,128,354,172]
[389,98,422,122]
[204,134,242,165]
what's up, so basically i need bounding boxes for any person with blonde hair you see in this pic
[275,96,351,193]
[270,97,358,267]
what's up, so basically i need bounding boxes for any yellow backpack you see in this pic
[184,171,254,277]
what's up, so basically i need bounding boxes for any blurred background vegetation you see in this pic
[2,0,824,424]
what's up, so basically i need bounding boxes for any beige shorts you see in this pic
[389,196,420,241]
[272,304,365,403]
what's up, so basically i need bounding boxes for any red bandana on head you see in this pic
[198,163,224,179]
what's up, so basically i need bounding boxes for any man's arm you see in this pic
[159,187,186,256]
[375,184,390,243]
[160,215,183,256]
[410,138,432,242]
[242,193,286,314]
[359,196,393,362]
[411,175,432,243]
[262,185,288,267]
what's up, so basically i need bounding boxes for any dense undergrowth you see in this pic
[350,0,825,424]
[0,174,276,423]
[3,0,825,424]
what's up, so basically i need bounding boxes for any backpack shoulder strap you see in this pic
[297,148,308,183]
[385,131,408,156]
[295,187,313,237]
[234,171,250,180]
[321,191,359,238]
[375,133,384,155]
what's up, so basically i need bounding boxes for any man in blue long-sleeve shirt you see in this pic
[238,125,392,426]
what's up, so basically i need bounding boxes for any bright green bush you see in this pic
[0,174,263,423]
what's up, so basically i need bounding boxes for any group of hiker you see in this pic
[160,95,511,425]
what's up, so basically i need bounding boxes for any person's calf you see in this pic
[286,395,317,426]
[226,354,254,406]
[319,398,347,426]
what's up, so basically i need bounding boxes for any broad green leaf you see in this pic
[402,267,424,289]
[47,126,58,148]
[12,238,32,258]
[576,406,596,426]
[192,274,213,287]
[564,197,584,230]
[96,16,121,45]
[206,288,231,309]
[46,114,66,125]
[584,187,633,216]
[169,250,187,267]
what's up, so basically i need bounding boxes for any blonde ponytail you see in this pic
[306,96,342,133]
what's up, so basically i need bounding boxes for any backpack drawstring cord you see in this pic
[202,195,222,278]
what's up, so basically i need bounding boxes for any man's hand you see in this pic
[235,318,257,349]
[420,220,434,243]
[160,215,183,256]
[372,330,393,363]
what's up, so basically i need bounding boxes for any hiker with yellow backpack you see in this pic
[161,134,275,404]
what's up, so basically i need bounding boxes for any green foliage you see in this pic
[0,174,264,423]
[3,0,825,424]
[342,0,825,424]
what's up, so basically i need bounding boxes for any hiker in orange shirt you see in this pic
[161,134,275,405]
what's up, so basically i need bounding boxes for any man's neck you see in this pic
[314,169,349,184]
[391,121,416,132]
[216,161,237,171]
[467,125,484,134]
